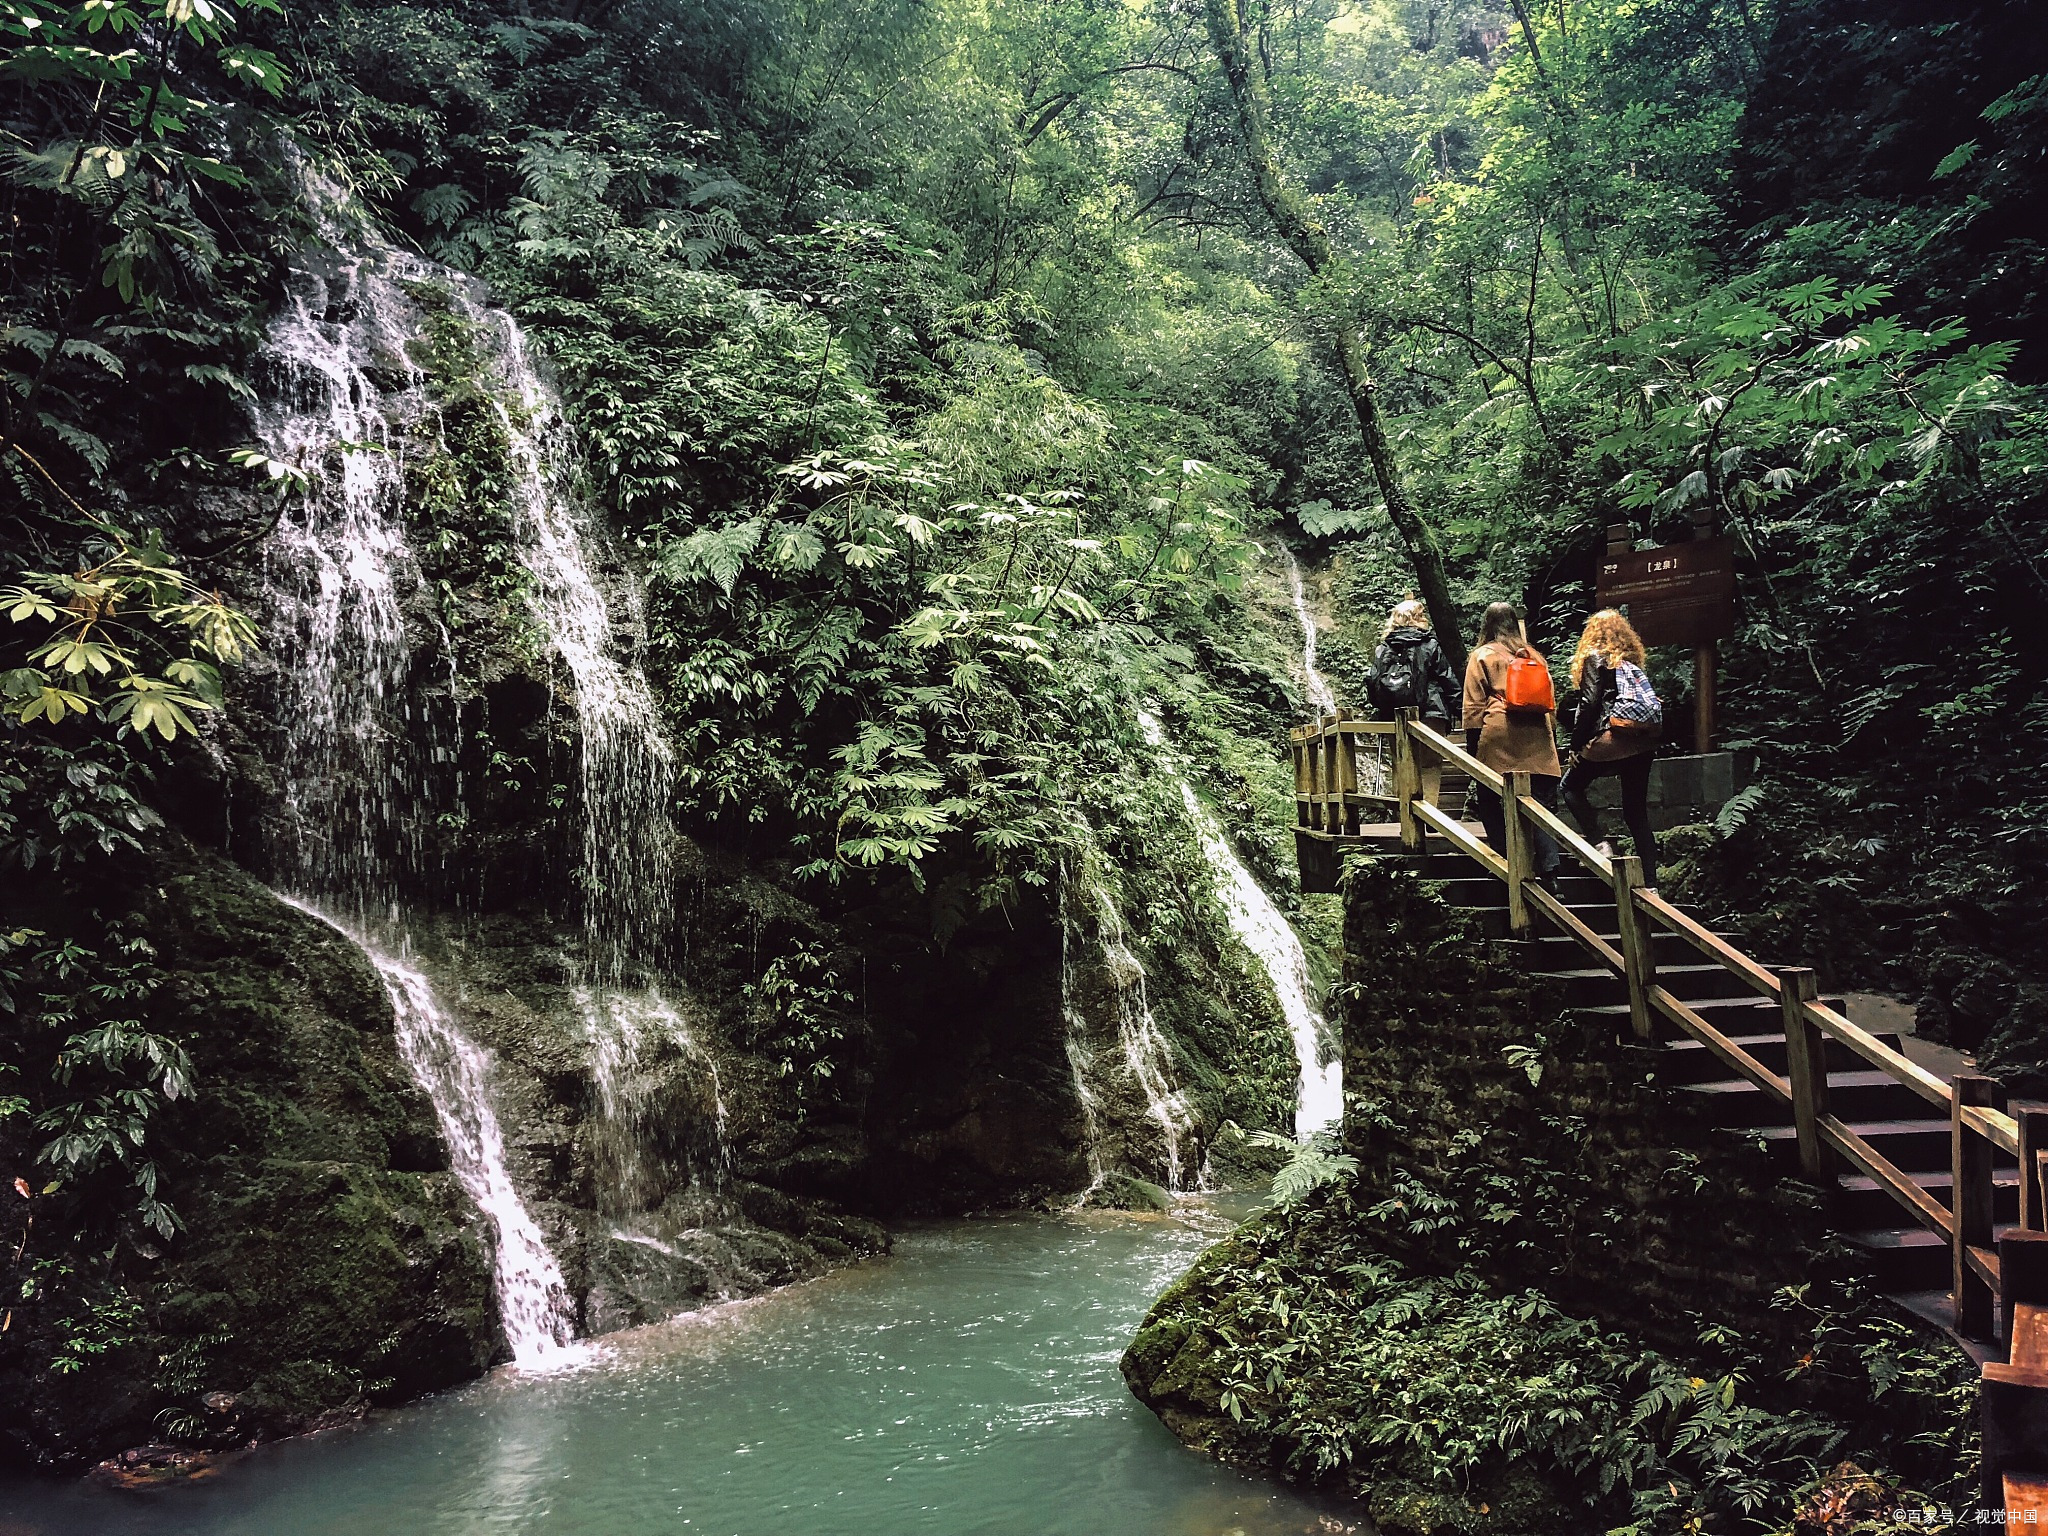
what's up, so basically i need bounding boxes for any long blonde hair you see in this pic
[1381,598,1429,639]
[1569,609,1647,687]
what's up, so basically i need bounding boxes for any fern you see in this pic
[660,518,764,596]
[1248,1128,1360,1206]
[1714,783,1769,839]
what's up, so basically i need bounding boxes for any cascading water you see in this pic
[283,898,583,1368]
[576,986,729,1217]
[1138,711,1342,1140]
[1274,541,1388,799]
[1274,541,1336,716]
[465,312,676,984]
[254,192,585,1368]
[251,161,697,1358]
[438,298,704,1259]
[1058,853,1194,1192]
[256,216,452,922]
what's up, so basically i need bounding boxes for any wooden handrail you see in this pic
[1414,798,1506,877]
[1405,718,1504,794]
[1515,792,1613,881]
[1635,890,1781,999]
[1290,708,2037,1345]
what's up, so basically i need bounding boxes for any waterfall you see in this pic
[1138,711,1341,1140]
[463,312,675,984]
[250,159,692,1357]
[1058,856,1194,1192]
[282,899,585,1369]
[1273,541,1388,801]
[1274,542,1336,715]
[577,985,729,1217]
[255,230,451,921]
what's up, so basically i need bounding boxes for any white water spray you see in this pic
[577,984,729,1217]
[470,314,676,983]
[1274,542,1336,716]
[1058,858,1194,1191]
[1139,711,1341,1139]
[283,900,586,1370]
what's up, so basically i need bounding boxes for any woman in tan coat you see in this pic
[1462,601,1561,884]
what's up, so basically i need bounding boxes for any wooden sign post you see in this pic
[1597,523,1735,753]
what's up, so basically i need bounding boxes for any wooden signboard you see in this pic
[1596,535,1735,648]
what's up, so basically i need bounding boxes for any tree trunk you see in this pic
[1202,0,1467,670]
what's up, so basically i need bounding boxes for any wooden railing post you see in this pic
[1777,967,1833,1185]
[1336,722,1359,837]
[1956,1070,1998,1341]
[2018,1104,2048,1233]
[1393,709,1422,853]
[1613,855,1655,1041]
[1503,770,1533,937]
[1291,731,1308,829]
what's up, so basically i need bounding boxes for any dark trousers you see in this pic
[1470,773,1559,879]
[1561,750,1658,888]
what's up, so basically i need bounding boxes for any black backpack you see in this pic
[1366,641,1427,713]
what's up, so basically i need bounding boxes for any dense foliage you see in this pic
[1130,1174,1974,1533]
[0,0,2039,1499]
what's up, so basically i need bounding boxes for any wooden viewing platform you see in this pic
[1292,709,2048,1513]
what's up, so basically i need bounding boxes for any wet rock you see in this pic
[1086,1173,1171,1212]
[88,1443,243,1489]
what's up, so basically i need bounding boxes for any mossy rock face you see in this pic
[0,843,501,1467]
[1085,1173,1172,1212]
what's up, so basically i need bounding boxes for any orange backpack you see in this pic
[1502,652,1555,713]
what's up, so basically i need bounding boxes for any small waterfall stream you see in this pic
[1274,541,1387,797]
[1139,711,1341,1140]
[282,899,584,1368]
[1059,856,1194,1191]
[475,314,676,984]
[1274,542,1336,716]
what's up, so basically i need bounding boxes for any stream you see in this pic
[0,1209,1340,1536]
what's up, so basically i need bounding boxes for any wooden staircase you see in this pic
[1290,711,2048,1511]
[1362,832,2009,1320]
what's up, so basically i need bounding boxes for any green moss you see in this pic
[0,843,500,1465]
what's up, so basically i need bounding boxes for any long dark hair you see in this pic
[1479,601,1529,656]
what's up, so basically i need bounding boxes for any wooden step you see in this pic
[1650,1022,1880,1084]
[1838,1167,2022,1228]
[1573,994,1784,1037]
[1540,963,1756,1008]
[1843,1224,1951,1293]
[1680,1071,1931,1127]
[1529,928,1740,970]
[1753,1119,1954,1173]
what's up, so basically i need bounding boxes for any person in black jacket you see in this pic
[1560,609,1661,889]
[1366,599,1460,804]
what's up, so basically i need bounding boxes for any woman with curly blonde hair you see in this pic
[1561,608,1662,889]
